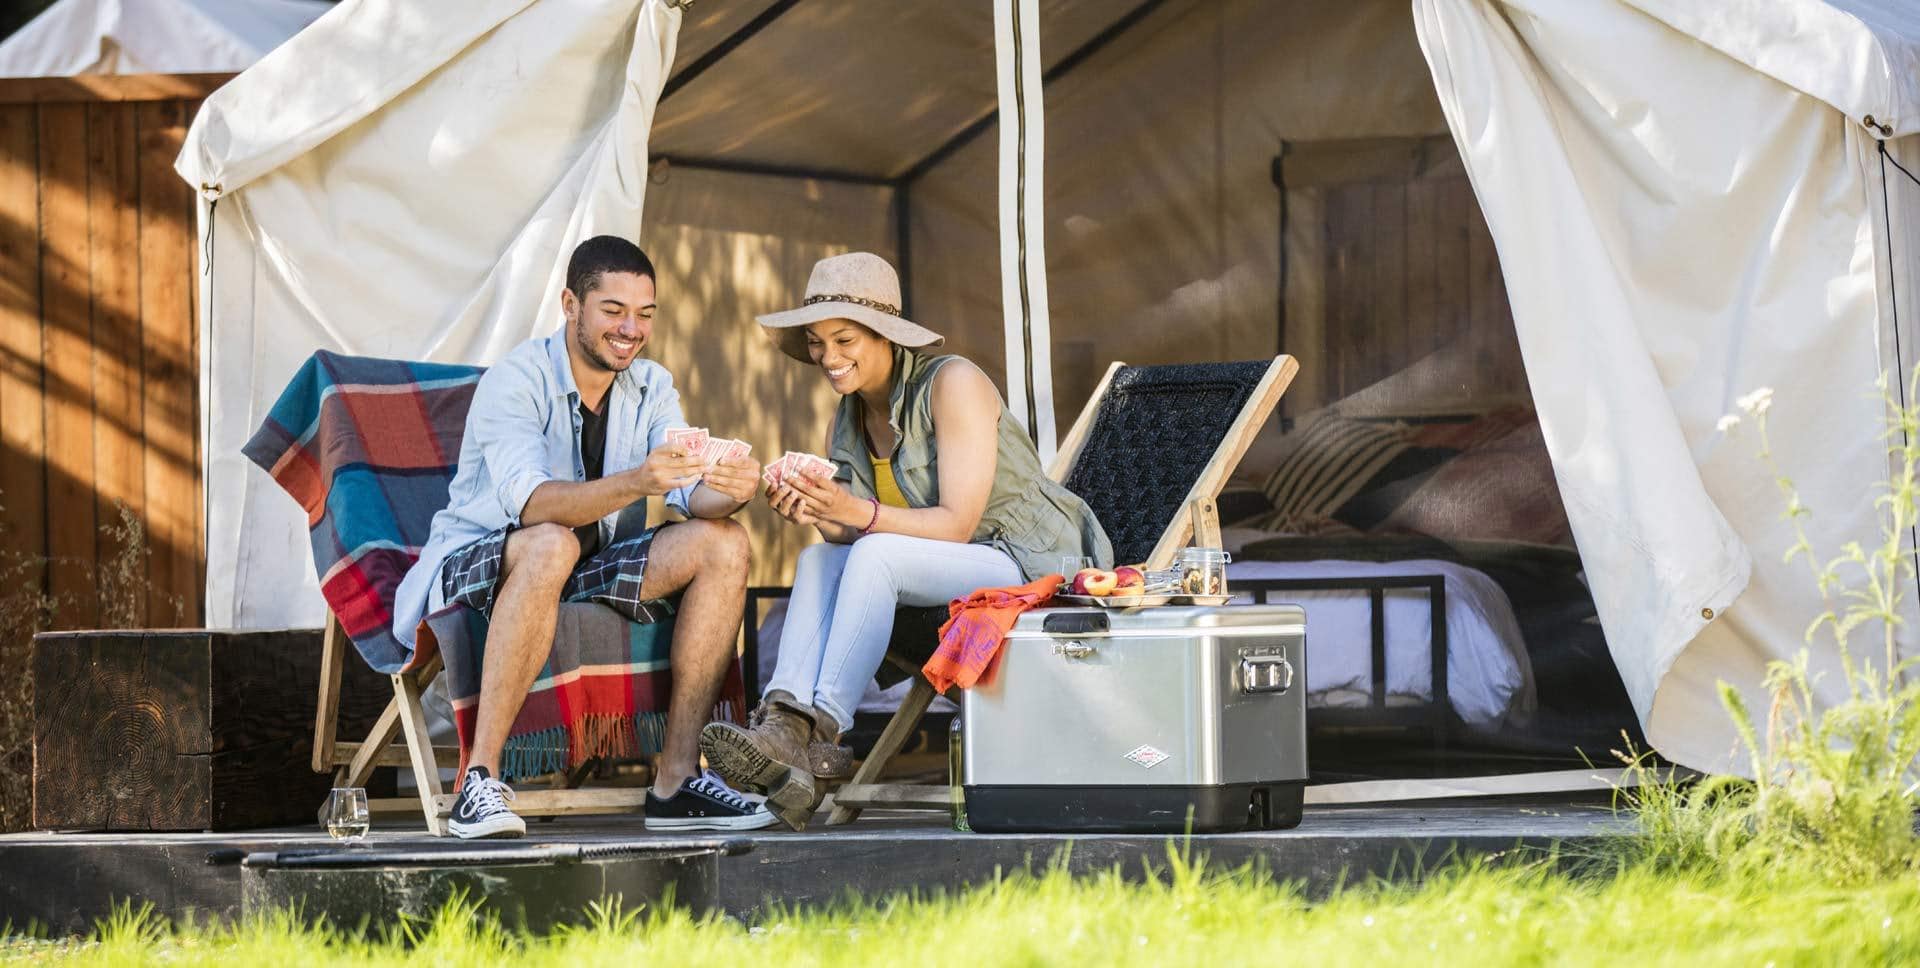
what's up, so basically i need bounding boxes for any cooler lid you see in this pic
[1007,604,1305,637]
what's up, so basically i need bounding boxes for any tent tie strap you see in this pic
[1883,140,1920,190]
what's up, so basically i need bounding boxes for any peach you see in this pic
[1113,565,1145,587]
[1081,570,1119,597]
[1071,567,1107,596]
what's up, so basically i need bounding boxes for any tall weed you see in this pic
[1617,380,1920,881]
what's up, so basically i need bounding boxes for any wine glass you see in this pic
[324,787,370,844]
[1059,556,1092,594]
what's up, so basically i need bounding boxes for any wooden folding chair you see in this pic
[311,609,661,836]
[254,350,682,836]
[310,615,457,834]
[825,355,1298,823]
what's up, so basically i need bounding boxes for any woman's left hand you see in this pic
[784,472,858,528]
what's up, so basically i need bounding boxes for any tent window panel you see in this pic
[1276,135,1526,417]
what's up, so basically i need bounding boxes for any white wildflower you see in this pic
[1716,414,1741,433]
[1735,387,1774,417]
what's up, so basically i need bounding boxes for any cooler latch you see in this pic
[1239,648,1294,694]
[1044,611,1108,659]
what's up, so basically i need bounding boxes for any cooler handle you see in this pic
[1042,612,1110,636]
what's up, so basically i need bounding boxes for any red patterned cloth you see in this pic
[243,351,481,673]
[923,575,1064,693]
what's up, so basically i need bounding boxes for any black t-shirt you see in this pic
[574,397,609,559]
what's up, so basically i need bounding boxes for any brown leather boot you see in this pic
[806,709,854,780]
[700,691,820,830]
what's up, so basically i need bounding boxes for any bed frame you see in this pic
[1234,576,1452,753]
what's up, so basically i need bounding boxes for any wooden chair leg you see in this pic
[393,664,448,836]
[339,696,403,790]
[1189,496,1222,551]
[827,676,940,826]
[313,615,347,773]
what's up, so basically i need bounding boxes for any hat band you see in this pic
[804,292,902,317]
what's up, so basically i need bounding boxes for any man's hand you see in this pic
[700,455,762,504]
[632,443,704,496]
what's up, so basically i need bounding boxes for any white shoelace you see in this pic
[690,771,755,812]
[465,775,517,815]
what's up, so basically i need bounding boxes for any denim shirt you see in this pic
[391,329,694,647]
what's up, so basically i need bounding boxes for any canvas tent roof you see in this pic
[179,0,1920,777]
[1619,0,1920,137]
[0,0,332,77]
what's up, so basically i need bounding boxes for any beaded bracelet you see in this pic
[858,497,881,535]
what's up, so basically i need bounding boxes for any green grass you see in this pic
[7,847,1920,966]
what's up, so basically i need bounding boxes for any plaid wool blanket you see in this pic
[246,350,744,777]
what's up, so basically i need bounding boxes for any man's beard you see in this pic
[574,320,636,373]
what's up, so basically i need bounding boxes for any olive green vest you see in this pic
[828,347,1113,581]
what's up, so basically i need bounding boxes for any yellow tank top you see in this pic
[871,456,910,508]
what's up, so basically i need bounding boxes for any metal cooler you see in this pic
[961,604,1307,833]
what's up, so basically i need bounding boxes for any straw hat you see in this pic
[756,252,945,363]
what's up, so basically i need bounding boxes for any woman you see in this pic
[700,252,1112,830]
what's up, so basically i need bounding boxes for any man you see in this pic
[392,235,773,837]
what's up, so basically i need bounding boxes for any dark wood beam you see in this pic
[660,155,894,187]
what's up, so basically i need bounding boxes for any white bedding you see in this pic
[751,557,1536,728]
[1226,559,1535,726]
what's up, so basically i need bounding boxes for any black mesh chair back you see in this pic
[1061,361,1272,566]
[837,355,1295,826]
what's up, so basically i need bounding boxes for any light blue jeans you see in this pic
[766,533,1024,731]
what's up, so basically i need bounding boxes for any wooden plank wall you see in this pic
[1278,135,1525,416]
[0,75,229,630]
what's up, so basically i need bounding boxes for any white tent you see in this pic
[177,0,1920,775]
[1415,0,1920,770]
[0,0,333,77]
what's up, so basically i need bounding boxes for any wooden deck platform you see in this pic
[0,797,1630,936]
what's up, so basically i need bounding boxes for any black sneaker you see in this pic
[447,766,526,839]
[645,771,779,831]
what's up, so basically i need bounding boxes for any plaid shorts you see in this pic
[439,524,671,624]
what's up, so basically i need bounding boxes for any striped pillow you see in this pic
[1250,413,1411,532]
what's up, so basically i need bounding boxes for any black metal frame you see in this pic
[659,0,803,103]
[653,0,1174,317]
[1233,576,1452,752]
[739,585,792,701]
[736,574,1454,751]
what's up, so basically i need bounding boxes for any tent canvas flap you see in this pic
[1417,0,1902,771]
[1622,0,1920,137]
[181,0,682,629]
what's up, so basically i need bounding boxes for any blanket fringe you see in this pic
[500,707,742,781]
[501,726,569,780]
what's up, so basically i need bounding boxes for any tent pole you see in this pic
[894,180,913,316]
[996,0,1055,458]
[895,0,1169,185]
